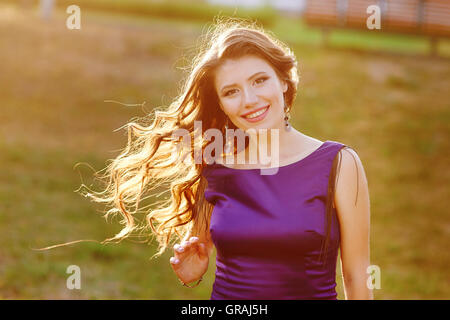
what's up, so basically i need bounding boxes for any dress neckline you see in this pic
[212,140,330,171]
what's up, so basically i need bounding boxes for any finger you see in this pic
[181,240,190,248]
[169,256,180,268]
[190,240,202,252]
[174,243,185,253]
[184,239,201,253]
[181,240,196,252]
[173,241,196,262]
[173,243,186,260]
[189,236,199,243]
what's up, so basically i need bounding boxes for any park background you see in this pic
[0,0,449,299]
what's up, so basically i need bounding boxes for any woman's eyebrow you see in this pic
[220,71,267,92]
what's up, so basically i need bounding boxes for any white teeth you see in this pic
[244,106,269,119]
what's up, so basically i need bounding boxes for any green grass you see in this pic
[0,3,449,299]
[11,0,450,56]
[8,0,278,26]
[272,17,450,57]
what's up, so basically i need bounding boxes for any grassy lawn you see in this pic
[0,3,449,299]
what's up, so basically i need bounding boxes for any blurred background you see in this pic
[0,0,449,299]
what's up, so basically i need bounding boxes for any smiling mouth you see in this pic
[241,105,270,119]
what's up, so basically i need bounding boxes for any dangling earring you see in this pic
[284,103,291,132]
[223,118,233,155]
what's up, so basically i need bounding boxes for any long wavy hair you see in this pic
[68,17,342,266]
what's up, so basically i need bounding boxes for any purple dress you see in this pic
[202,140,347,300]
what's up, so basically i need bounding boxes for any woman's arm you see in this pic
[334,147,373,300]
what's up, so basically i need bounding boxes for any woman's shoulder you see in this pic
[299,135,346,155]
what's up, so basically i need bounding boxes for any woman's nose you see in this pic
[242,87,258,106]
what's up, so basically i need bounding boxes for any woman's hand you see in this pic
[169,236,210,284]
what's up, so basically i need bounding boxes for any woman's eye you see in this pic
[223,77,268,97]
[255,77,268,84]
[224,89,237,97]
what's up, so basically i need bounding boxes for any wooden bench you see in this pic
[303,0,450,56]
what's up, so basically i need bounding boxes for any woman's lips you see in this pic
[241,105,270,123]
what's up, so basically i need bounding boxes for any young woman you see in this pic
[86,19,372,300]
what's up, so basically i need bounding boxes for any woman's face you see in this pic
[213,54,288,132]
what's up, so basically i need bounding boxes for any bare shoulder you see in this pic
[334,146,370,211]
[338,147,363,168]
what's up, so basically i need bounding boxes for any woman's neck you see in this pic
[240,128,306,165]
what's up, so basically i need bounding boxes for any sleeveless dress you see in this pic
[201,140,347,300]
